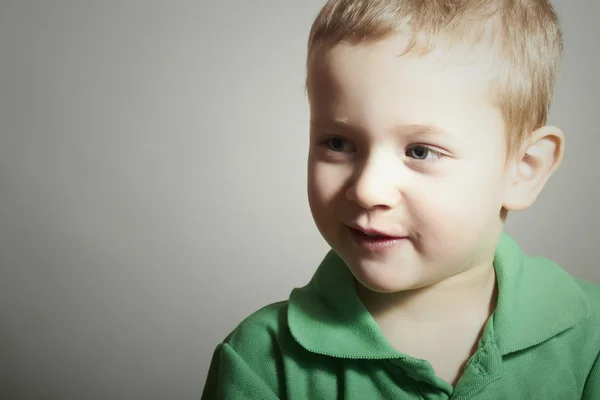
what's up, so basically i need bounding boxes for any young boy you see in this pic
[202,0,600,398]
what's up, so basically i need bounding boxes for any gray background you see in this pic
[0,1,597,399]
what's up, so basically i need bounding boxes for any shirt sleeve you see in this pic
[582,352,600,399]
[201,343,281,400]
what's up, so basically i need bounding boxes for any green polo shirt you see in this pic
[202,233,600,399]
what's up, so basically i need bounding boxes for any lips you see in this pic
[349,225,406,239]
[347,225,409,251]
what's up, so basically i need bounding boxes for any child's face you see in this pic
[307,36,513,293]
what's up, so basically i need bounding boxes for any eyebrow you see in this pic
[401,124,452,138]
[310,117,454,138]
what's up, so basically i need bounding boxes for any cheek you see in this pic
[307,163,348,246]
[307,182,324,221]
[410,171,503,240]
[307,162,345,205]
[307,163,323,206]
[307,163,338,222]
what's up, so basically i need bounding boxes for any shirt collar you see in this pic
[491,233,590,354]
[287,232,591,359]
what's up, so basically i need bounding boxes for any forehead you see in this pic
[308,37,505,145]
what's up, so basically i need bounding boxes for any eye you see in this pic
[321,136,353,152]
[406,144,444,160]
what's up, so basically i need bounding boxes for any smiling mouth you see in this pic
[348,226,406,239]
[346,226,409,251]
[351,228,396,239]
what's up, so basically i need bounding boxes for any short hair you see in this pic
[306,0,563,159]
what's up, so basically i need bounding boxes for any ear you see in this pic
[503,125,564,212]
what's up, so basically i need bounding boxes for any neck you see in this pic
[356,261,498,325]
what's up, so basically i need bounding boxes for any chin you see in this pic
[350,264,419,294]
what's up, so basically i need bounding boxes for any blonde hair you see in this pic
[306,0,563,159]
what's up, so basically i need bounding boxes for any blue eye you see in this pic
[318,137,444,161]
[321,136,351,152]
[328,137,346,151]
[406,145,443,160]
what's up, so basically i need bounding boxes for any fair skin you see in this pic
[306,35,564,386]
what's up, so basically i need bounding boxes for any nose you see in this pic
[345,156,403,210]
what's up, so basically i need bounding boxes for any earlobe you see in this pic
[503,125,564,212]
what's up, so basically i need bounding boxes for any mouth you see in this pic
[347,223,407,238]
[350,227,399,239]
[346,226,409,251]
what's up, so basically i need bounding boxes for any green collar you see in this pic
[288,232,591,359]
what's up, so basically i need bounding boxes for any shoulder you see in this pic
[206,300,293,398]
[573,278,600,324]
[512,249,600,349]
[225,301,299,372]
[224,300,291,352]
[573,277,600,304]
[572,279,600,397]
[561,276,600,361]
[202,300,291,399]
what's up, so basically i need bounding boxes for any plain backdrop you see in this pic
[0,1,598,399]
